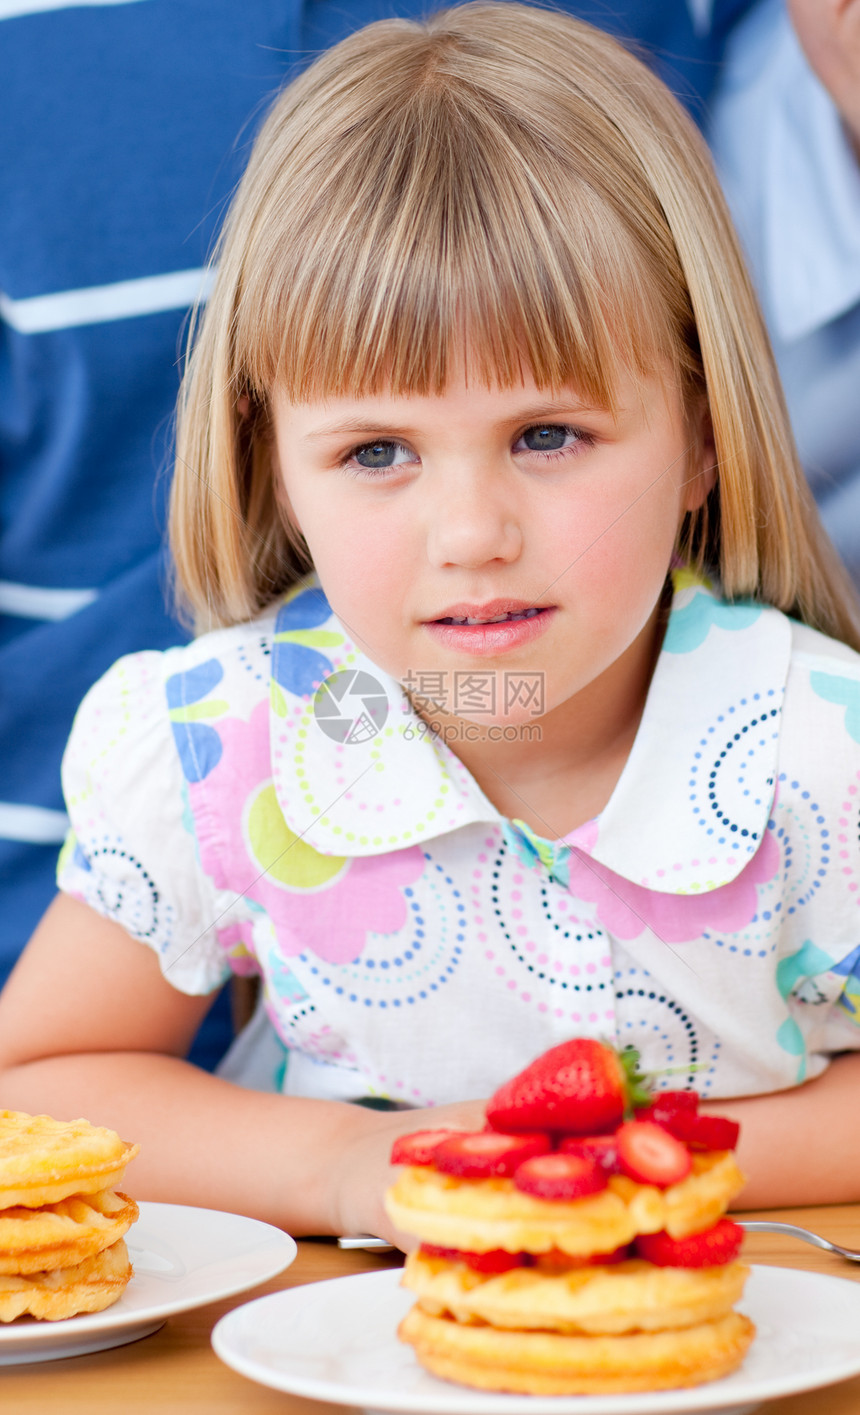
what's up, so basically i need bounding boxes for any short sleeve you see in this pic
[57,651,231,996]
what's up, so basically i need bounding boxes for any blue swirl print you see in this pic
[705,780,832,959]
[613,961,713,1090]
[687,693,780,847]
[774,777,831,918]
[296,857,464,1009]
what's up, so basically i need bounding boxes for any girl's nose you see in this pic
[426,475,523,569]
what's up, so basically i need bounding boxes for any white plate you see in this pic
[212,1264,860,1415]
[0,1200,296,1365]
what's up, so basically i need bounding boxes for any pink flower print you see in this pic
[564,828,780,943]
[190,701,425,965]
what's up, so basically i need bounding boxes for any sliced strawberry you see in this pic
[635,1219,744,1268]
[656,1111,740,1152]
[433,1130,552,1178]
[486,1039,651,1135]
[513,1151,608,1201]
[559,1134,622,1174]
[419,1243,530,1273]
[390,1129,457,1166]
[615,1120,691,1187]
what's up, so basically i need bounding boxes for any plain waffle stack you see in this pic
[0,1110,138,1322]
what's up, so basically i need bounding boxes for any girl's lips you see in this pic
[422,606,556,656]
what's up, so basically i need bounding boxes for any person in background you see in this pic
[0,0,751,1067]
[709,0,860,584]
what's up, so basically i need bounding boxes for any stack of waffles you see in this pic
[0,1110,139,1321]
[385,1040,755,1395]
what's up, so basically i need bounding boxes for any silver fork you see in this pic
[740,1220,860,1262]
[340,1222,860,1261]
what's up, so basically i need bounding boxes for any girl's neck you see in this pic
[416,598,666,840]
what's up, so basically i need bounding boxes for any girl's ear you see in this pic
[683,398,717,513]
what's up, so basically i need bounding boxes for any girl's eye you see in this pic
[350,440,415,470]
[514,424,588,455]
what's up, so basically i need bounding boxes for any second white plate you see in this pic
[0,1201,297,1365]
[212,1264,860,1415]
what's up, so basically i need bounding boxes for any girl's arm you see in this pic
[707,1054,860,1211]
[0,894,484,1243]
[3,897,858,1225]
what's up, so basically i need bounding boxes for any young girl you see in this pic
[1,2,859,1243]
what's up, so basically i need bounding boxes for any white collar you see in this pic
[269,571,791,894]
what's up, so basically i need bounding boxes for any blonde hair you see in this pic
[171,1,860,647]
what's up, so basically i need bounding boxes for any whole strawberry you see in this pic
[486,1039,651,1134]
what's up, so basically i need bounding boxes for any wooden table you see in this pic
[2,1205,859,1413]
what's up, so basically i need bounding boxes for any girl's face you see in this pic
[271,363,713,728]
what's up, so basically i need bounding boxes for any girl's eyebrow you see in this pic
[304,419,418,442]
[303,400,605,442]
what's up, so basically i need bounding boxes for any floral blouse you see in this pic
[58,571,860,1104]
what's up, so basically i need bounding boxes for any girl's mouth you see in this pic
[423,605,555,656]
[435,608,544,625]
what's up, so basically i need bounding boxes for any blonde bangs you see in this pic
[228,15,691,408]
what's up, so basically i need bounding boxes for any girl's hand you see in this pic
[330,1099,487,1249]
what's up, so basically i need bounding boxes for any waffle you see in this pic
[0,1110,139,1321]
[403,1249,750,1334]
[386,1150,745,1256]
[0,1189,138,1275]
[0,1239,133,1323]
[399,1303,755,1395]
[0,1111,139,1208]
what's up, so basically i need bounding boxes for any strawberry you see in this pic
[433,1130,551,1178]
[635,1219,744,1268]
[636,1090,699,1126]
[655,1089,699,1112]
[512,1152,608,1201]
[389,1129,457,1165]
[486,1039,651,1135]
[615,1120,692,1187]
[559,1134,622,1174]
[419,1243,530,1273]
[653,1111,740,1152]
